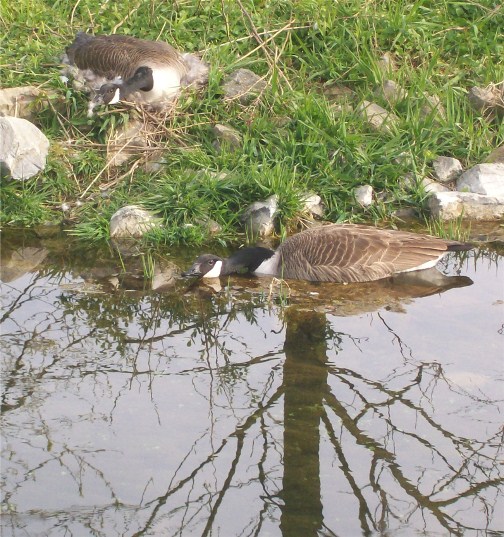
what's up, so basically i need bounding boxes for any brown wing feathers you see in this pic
[277,224,463,283]
[67,34,186,79]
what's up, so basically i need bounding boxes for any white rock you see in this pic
[301,193,324,218]
[222,69,267,104]
[420,93,446,121]
[0,87,42,120]
[357,100,399,132]
[0,116,49,180]
[241,195,278,237]
[428,191,504,220]
[421,177,450,194]
[456,163,504,197]
[432,156,463,183]
[354,185,374,207]
[212,123,242,152]
[375,80,406,103]
[109,205,161,238]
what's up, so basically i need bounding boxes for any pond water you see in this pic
[1,228,503,537]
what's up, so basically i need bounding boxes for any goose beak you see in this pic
[181,262,202,278]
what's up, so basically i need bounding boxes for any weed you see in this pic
[1,0,502,245]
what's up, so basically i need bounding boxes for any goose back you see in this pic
[65,33,187,81]
[275,224,469,283]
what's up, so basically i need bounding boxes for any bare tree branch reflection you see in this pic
[1,231,502,536]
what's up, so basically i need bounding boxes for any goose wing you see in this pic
[66,33,186,79]
[277,224,463,283]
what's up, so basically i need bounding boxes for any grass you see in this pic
[0,0,502,247]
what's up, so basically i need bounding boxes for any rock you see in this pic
[212,123,242,152]
[109,205,161,239]
[354,185,374,207]
[428,191,504,220]
[392,207,417,220]
[432,156,463,183]
[301,193,324,218]
[420,93,446,121]
[485,146,504,164]
[374,80,406,104]
[377,52,396,74]
[421,177,450,194]
[357,100,399,133]
[0,87,43,120]
[241,195,278,237]
[399,172,418,191]
[456,163,504,197]
[468,84,504,117]
[323,84,354,103]
[0,116,50,180]
[222,68,267,104]
[0,246,48,282]
[151,260,180,291]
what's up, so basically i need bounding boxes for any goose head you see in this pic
[87,66,154,116]
[182,254,224,279]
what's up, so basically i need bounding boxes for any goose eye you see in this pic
[207,260,215,266]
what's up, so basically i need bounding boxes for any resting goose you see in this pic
[182,224,473,283]
[62,32,209,116]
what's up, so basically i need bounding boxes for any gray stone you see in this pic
[109,205,161,238]
[323,84,354,103]
[222,68,267,104]
[392,207,417,220]
[354,185,374,207]
[399,172,418,191]
[0,116,49,180]
[420,93,446,121]
[0,247,48,283]
[151,260,180,291]
[432,156,463,183]
[212,123,242,152]
[0,86,44,120]
[301,193,324,218]
[357,100,399,132]
[377,53,396,74]
[428,191,504,220]
[241,195,278,237]
[374,80,406,104]
[456,163,504,197]
[485,146,504,164]
[421,177,450,194]
[468,84,504,117]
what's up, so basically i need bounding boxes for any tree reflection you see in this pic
[1,233,503,536]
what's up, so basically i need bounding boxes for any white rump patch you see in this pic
[203,260,223,278]
[135,67,181,104]
[253,252,280,276]
[398,254,446,273]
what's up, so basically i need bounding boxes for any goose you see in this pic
[182,224,473,283]
[62,32,209,116]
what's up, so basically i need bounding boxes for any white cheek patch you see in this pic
[203,260,223,278]
[109,88,121,104]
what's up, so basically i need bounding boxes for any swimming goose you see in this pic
[62,32,209,116]
[182,224,473,283]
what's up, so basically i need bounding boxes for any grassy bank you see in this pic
[1,0,503,245]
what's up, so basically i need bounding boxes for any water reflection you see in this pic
[1,230,503,536]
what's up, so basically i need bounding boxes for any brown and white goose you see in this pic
[62,32,209,116]
[182,224,472,283]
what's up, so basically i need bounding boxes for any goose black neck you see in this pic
[121,66,154,97]
[223,247,275,275]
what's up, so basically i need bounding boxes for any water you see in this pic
[1,228,503,537]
